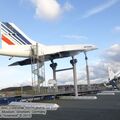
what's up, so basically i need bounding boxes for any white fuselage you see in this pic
[0,45,32,57]
[0,43,97,58]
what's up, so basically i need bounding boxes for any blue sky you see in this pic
[0,0,120,89]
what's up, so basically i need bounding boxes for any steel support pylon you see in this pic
[50,60,58,93]
[70,56,78,97]
[84,52,91,90]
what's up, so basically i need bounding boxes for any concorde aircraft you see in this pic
[0,22,98,106]
[0,22,97,66]
[104,67,120,90]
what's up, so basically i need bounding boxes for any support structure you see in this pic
[50,60,58,93]
[49,57,78,96]
[31,43,45,94]
[84,52,91,90]
[70,56,78,97]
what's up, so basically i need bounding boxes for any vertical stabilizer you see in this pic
[0,22,36,48]
[108,67,115,81]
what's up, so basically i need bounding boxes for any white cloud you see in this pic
[63,1,73,12]
[103,44,120,63]
[62,35,88,40]
[83,0,119,18]
[102,44,120,73]
[31,0,73,21]
[113,26,120,33]
[56,61,108,85]
[0,64,32,90]
[32,0,61,20]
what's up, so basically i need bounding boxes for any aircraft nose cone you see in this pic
[92,45,98,51]
[84,45,98,51]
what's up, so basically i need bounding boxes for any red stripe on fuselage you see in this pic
[2,35,15,45]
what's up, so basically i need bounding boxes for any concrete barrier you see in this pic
[97,92,115,95]
[59,96,97,100]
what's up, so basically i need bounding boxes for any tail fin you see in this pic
[0,22,36,48]
[108,67,115,81]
